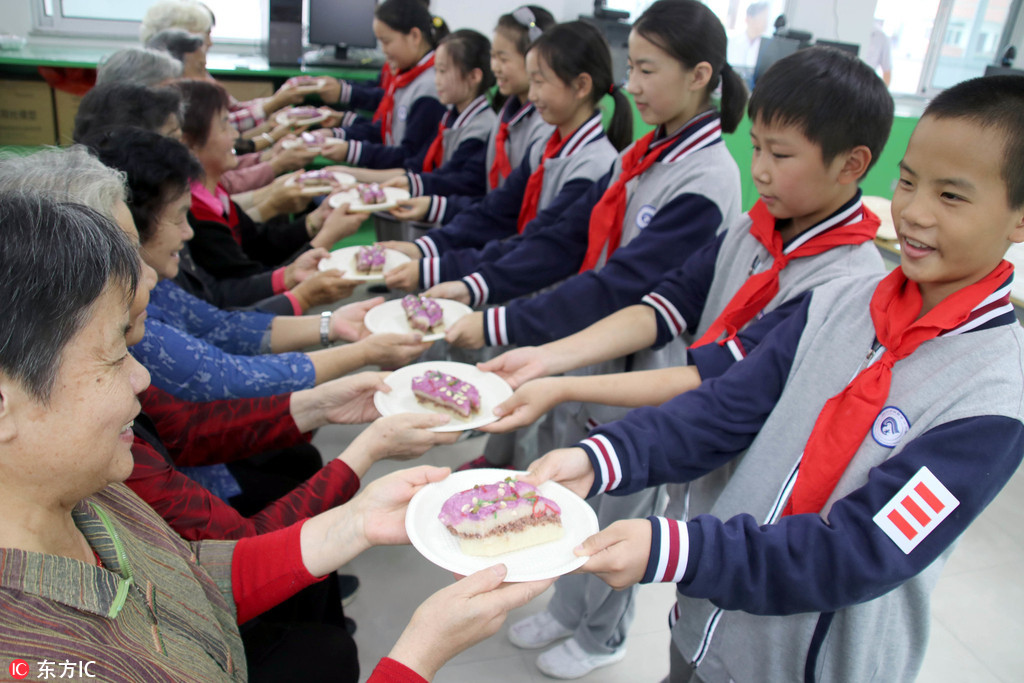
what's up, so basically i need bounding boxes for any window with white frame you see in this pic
[33,0,267,45]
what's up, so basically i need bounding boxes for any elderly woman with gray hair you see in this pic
[0,189,553,682]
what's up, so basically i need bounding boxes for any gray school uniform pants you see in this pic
[536,403,667,655]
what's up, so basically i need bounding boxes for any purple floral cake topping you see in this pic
[438,477,561,525]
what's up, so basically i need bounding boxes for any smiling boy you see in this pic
[527,74,1024,682]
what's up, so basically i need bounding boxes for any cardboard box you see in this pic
[219,78,274,103]
[53,88,84,146]
[0,80,56,146]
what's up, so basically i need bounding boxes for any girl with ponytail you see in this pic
[382,20,625,291]
[318,0,449,171]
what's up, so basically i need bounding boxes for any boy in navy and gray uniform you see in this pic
[529,74,1024,683]
[491,46,894,677]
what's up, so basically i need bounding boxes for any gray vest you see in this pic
[484,104,554,190]
[576,141,741,426]
[439,97,496,164]
[388,64,438,146]
[674,274,1024,683]
[525,132,618,213]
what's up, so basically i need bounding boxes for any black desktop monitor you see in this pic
[984,65,1024,77]
[815,39,859,56]
[308,0,378,59]
[753,36,801,84]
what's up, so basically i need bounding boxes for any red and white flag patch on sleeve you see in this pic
[873,466,959,554]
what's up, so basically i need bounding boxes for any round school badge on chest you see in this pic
[397,105,409,121]
[872,406,911,448]
[635,204,656,230]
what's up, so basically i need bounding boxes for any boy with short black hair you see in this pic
[495,47,895,679]
[528,74,1024,682]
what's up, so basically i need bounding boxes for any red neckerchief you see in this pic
[372,52,435,144]
[578,111,721,272]
[489,98,533,189]
[693,197,879,348]
[422,118,447,172]
[785,260,1015,516]
[517,113,603,233]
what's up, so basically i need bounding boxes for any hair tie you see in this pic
[432,16,443,28]
[609,83,616,95]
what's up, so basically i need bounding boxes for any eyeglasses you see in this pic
[512,6,543,43]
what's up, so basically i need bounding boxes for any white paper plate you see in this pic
[406,468,599,582]
[275,109,329,126]
[364,297,472,342]
[317,245,411,280]
[863,195,897,241]
[282,136,345,151]
[328,186,411,212]
[284,77,328,93]
[284,171,357,195]
[374,361,513,432]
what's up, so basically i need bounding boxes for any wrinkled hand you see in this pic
[316,202,367,243]
[331,296,385,342]
[477,346,553,389]
[285,247,328,286]
[383,260,421,292]
[574,519,652,590]
[423,280,471,305]
[523,447,594,499]
[381,174,411,191]
[478,377,562,433]
[388,196,431,222]
[389,565,555,680]
[263,172,313,215]
[291,270,359,309]
[352,465,451,547]
[357,412,461,462]
[445,311,485,349]
[313,371,391,425]
[271,144,320,174]
[377,240,423,260]
[357,332,432,367]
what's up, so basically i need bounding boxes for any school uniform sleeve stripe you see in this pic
[642,293,687,340]
[346,140,362,165]
[419,257,440,289]
[338,81,352,105]
[726,338,746,361]
[426,196,446,224]
[643,516,689,584]
[415,235,438,258]
[408,172,424,197]
[578,434,622,495]
[462,273,489,307]
[483,306,508,347]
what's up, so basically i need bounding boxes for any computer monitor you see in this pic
[753,36,801,84]
[984,65,1024,78]
[308,0,378,60]
[815,39,859,56]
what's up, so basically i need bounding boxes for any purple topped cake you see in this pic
[287,106,322,121]
[357,182,386,205]
[401,294,444,333]
[411,369,480,419]
[354,244,386,274]
[297,169,336,189]
[438,476,563,556]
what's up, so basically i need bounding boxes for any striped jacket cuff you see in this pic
[340,111,358,127]
[425,195,446,224]
[483,306,509,346]
[346,140,362,165]
[415,235,438,258]
[462,273,489,307]
[408,172,425,197]
[338,81,352,105]
[421,258,440,289]
[578,434,623,495]
[642,516,689,584]
[642,293,687,341]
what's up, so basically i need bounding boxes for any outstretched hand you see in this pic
[523,447,595,499]
[574,519,651,590]
[477,346,554,389]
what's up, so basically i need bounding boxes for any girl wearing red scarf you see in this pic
[320,0,448,172]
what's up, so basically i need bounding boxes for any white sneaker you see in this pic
[508,611,573,649]
[536,637,627,679]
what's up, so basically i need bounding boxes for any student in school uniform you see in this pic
[381,20,632,292]
[319,0,448,171]
[434,1,747,357]
[386,5,557,227]
[527,74,1024,683]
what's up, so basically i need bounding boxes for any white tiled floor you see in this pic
[311,419,1024,683]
